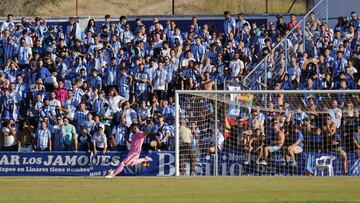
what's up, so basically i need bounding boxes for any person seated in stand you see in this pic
[284,124,304,167]
[261,121,285,166]
[323,114,348,175]
[244,128,264,165]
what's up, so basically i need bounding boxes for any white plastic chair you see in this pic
[314,156,336,176]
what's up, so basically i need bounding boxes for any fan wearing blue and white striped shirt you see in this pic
[134,63,150,102]
[117,68,132,101]
[151,114,172,150]
[152,60,168,101]
[74,102,89,133]
[17,37,32,69]
[34,121,52,151]
[4,37,18,62]
[110,117,129,151]
[104,57,118,88]
[73,80,85,107]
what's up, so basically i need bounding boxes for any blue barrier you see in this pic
[0,151,358,176]
[0,151,175,176]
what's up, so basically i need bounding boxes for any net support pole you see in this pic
[264,56,268,108]
[175,91,180,176]
[285,40,288,73]
[302,19,306,53]
[214,84,219,176]
[264,56,268,90]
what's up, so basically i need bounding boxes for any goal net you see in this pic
[175,90,360,176]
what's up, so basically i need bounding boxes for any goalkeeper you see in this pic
[105,123,153,178]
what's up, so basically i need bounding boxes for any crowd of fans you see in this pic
[179,93,360,175]
[246,11,360,90]
[0,10,358,159]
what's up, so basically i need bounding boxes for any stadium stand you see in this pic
[0,8,358,172]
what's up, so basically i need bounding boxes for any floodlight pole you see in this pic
[172,0,175,15]
[265,0,268,13]
[76,0,79,16]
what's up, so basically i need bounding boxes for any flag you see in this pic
[224,90,254,138]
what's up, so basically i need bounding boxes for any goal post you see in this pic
[175,90,360,176]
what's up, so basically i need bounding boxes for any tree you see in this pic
[0,0,62,16]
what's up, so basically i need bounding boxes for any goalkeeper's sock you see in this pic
[113,162,125,176]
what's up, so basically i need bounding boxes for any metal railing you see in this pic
[240,0,328,90]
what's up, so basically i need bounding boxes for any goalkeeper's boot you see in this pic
[144,156,153,162]
[105,169,115,179]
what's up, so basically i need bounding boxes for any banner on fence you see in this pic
[0,151,359,176]
[0,151,175,176]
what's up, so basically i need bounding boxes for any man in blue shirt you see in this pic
[111,117,129,151]
[117,68,132,100]
[236,13,249,34]
[280,74,292,90]
[164,56,177,85]
[74,102,89,134]
[163,99,175,125]
[223,11,236,37]
[191,37,206,62]
[287,126,304,166]
[31,17,47,40]
[89,69,102,90]
[134,63,150,102]
[104,57,118,88]
[38,59,51,81]
[331,51,347,78]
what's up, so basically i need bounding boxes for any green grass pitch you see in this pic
[0,177,359,203]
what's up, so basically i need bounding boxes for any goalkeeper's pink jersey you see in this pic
[129,131,146,154]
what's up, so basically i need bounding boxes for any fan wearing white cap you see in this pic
[91,123,107,155]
